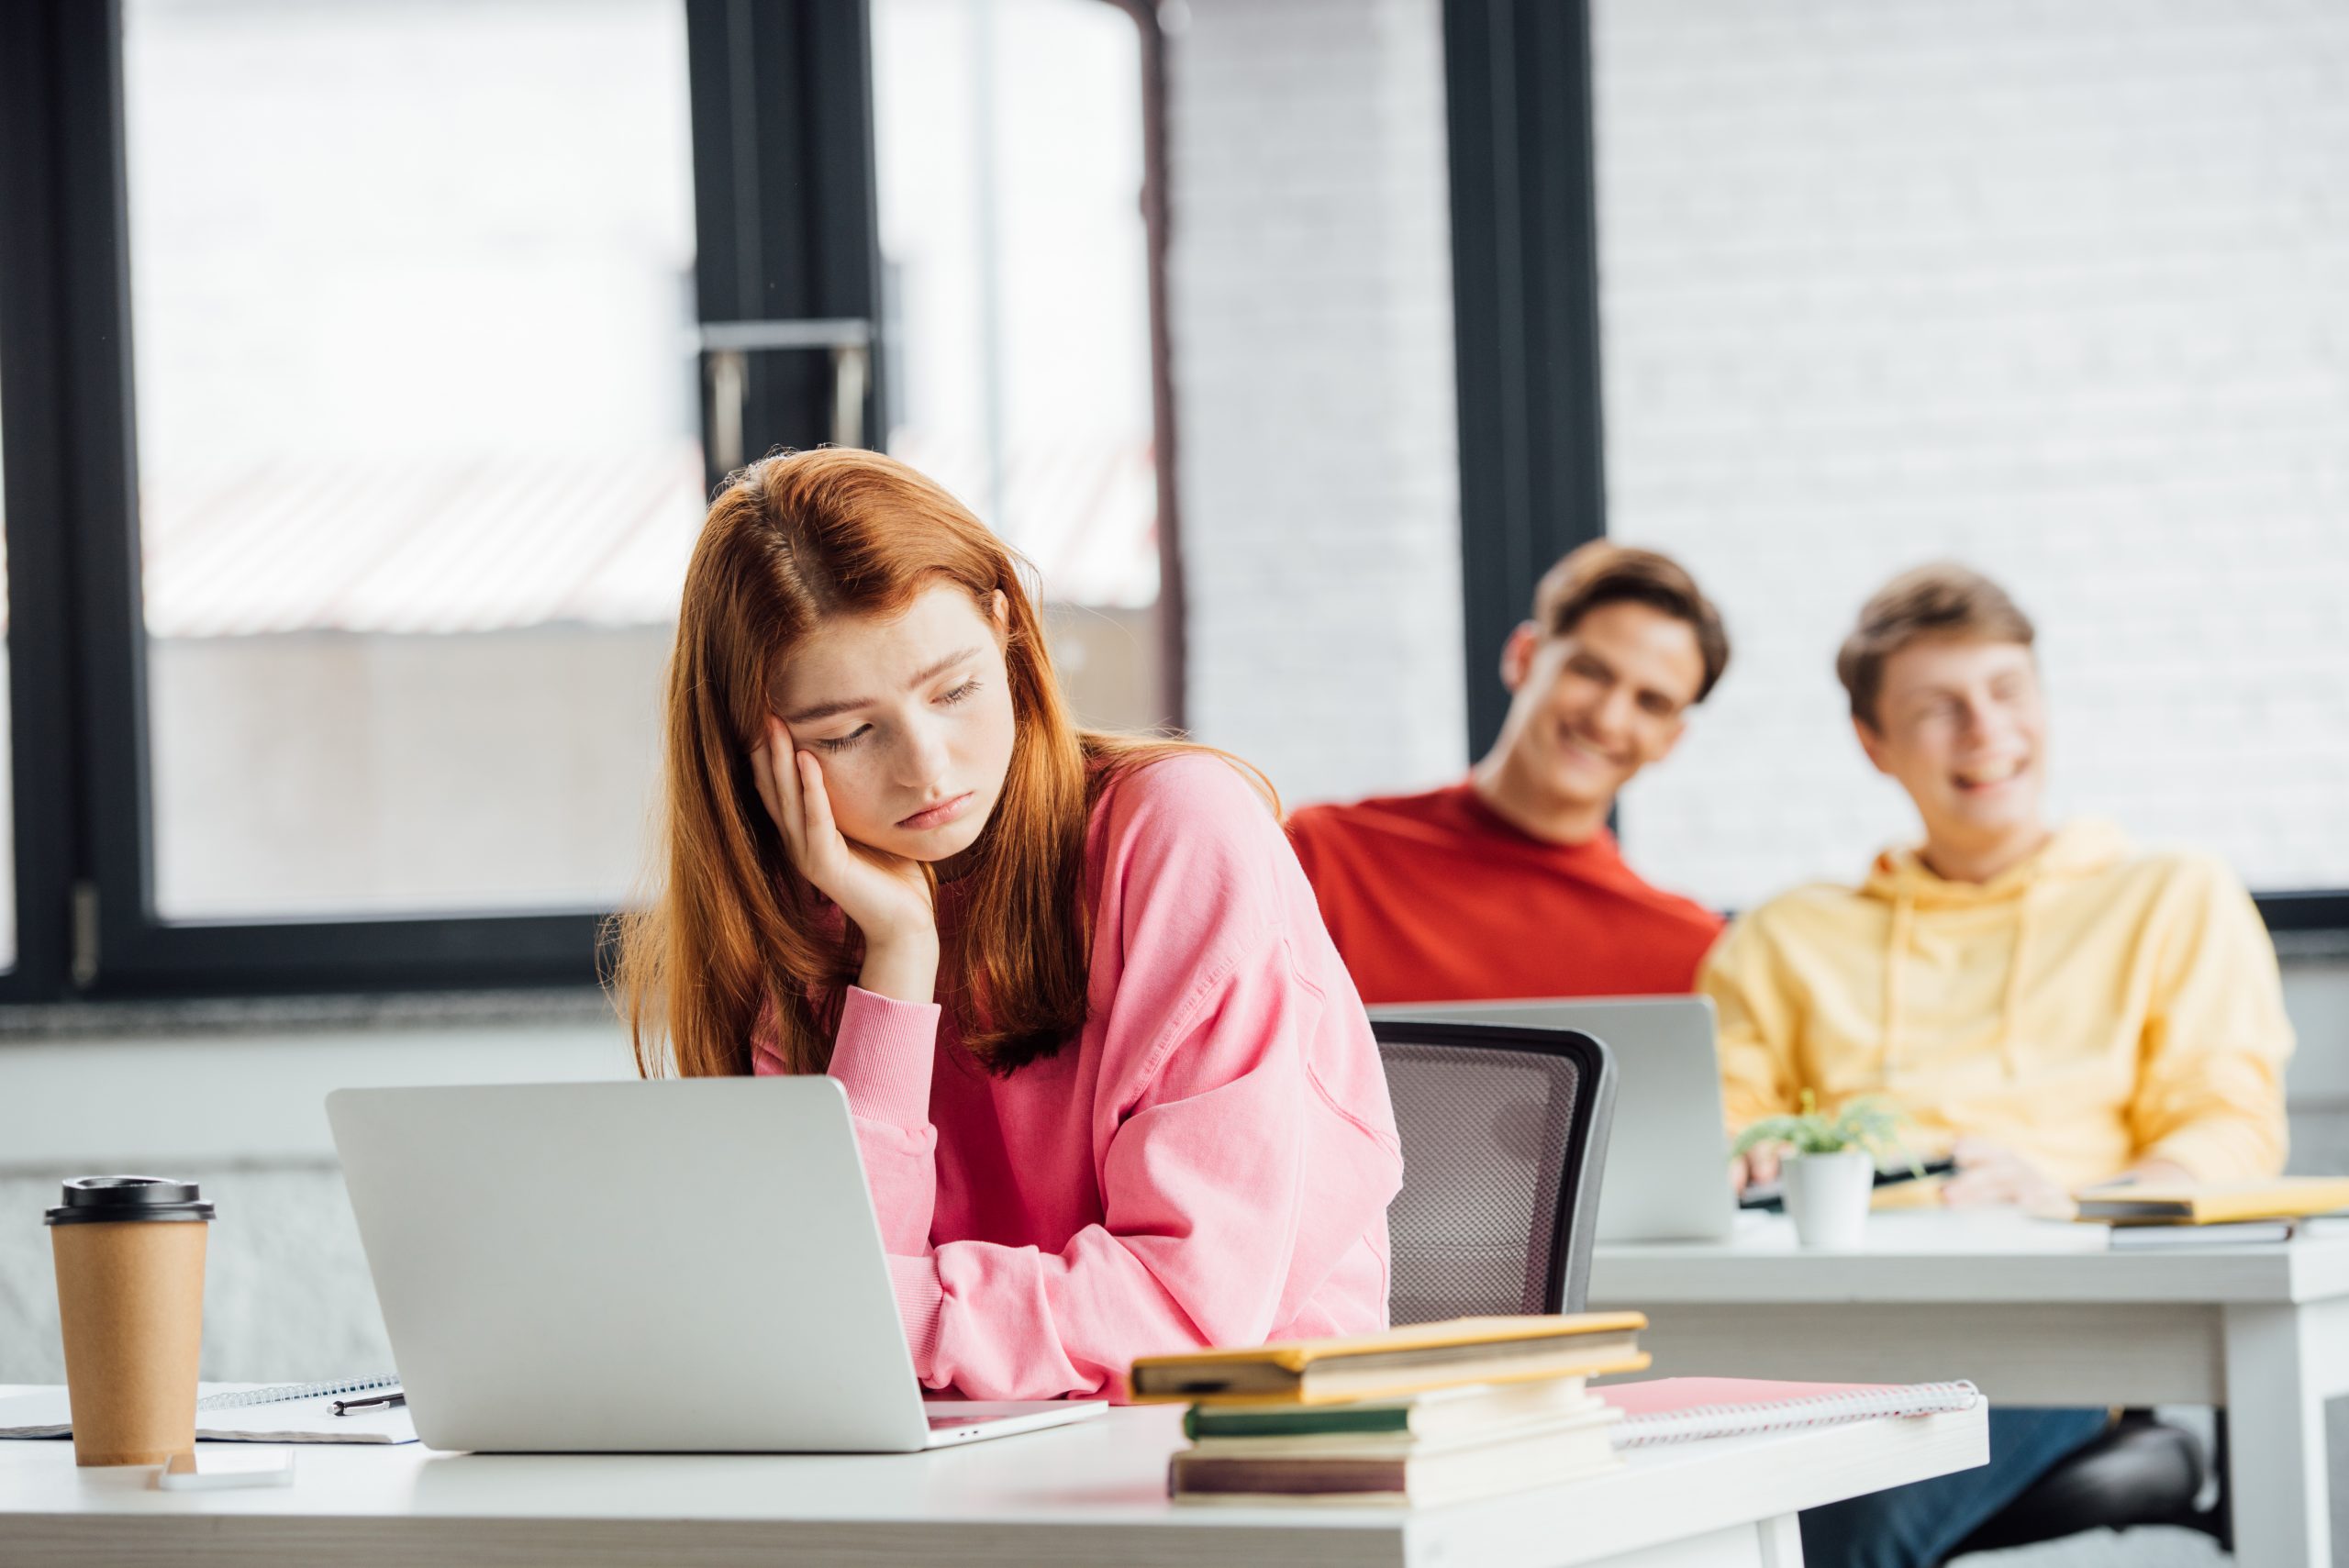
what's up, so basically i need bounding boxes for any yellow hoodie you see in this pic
[1700,819,2292,1190]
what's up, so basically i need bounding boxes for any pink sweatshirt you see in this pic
[754,752,1403,1401]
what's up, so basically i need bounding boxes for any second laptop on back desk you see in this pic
[1369,996,1738,1243]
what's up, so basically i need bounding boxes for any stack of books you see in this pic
[1130,1313,1648,1507]
[2076,1176,2349,1248]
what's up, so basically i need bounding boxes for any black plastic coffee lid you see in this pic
[45,1175,216,1226]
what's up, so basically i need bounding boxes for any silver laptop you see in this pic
[327,1078,1106,1452]
[1369,996,1737,1243]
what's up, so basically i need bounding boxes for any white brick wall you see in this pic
[1165,0,1467,806]
[1596,0,2349,910]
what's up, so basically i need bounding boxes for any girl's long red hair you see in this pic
[615,448,1261,1080]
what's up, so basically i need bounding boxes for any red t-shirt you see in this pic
[1285,781,1723,1005]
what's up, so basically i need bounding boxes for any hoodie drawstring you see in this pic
[1996,884,2034,1081]
[1882,894,1914,1087]
[1884,869,2037,1087]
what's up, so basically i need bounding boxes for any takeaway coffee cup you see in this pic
[46,1176,216,1466]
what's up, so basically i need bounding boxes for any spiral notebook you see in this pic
[1595,1377,1980,1449]
[0,1375,416,1445]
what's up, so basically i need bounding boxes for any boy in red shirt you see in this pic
[1286,543,1728,1003]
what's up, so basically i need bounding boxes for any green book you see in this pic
[1183,1376,1591,1443]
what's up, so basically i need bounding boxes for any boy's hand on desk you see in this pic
[2109,1156,2195,1188]
[1940,1139,2068,1215]
[1728,1144,1782,1195]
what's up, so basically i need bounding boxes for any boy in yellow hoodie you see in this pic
[1709,564,2290,1202]
[1701,563,2292,1568]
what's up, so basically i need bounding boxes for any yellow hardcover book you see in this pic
[2076,1176,2349,1227]
[1130,1313,1650,1406]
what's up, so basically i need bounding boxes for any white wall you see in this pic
[1596,0,2349,913]
[1166,0,1467,807]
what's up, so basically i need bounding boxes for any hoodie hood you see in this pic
[1862,818,2133,1084]
[1861,818,2133,907]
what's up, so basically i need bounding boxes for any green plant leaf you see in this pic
[1727,1092,1919,1168]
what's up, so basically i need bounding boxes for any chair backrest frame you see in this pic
[1371,1017,1617,1316]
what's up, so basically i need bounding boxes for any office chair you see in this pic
[1372,1018,1616,1320]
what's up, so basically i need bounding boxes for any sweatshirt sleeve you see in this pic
[2128,857,2295,1181]
[894,760,1403,1402]
[753,987,942,1256]
[1701,911,1804,1131]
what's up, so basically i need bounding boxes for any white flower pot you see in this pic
[1783,1150,1875,1251]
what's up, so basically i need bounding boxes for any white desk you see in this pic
[1592,1209,2349,1568]
[0,1393,1982,1568]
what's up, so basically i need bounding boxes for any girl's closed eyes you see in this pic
[808,679,985,753]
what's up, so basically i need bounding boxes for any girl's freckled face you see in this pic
[771,584,1019,862]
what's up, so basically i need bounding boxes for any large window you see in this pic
[124,0,703,920]
[1588,2,2349,914]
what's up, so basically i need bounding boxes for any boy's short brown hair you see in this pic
[1837,562,2037,728]
[1532,541,1731,702]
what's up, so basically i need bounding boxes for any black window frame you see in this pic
[0,3,81,1005]
[1439,0,2349,938]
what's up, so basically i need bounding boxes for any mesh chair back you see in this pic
[1373,1019,1615,1323]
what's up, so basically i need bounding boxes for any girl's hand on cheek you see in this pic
[751,718,939,1001]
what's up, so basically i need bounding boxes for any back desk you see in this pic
[1591,1208,2349,1568]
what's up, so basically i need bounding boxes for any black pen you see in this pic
[331,1391,406,1416]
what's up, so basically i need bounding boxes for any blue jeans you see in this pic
[1798,1407,2111,1568]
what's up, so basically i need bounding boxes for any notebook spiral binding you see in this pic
[196,1373,402,1411]
[1612,1380,1980,1449]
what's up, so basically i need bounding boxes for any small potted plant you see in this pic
[1730,1092,1915,1250]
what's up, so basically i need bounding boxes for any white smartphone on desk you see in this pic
[157,1448,295,1490]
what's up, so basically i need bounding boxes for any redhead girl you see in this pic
[618,449,1402,1402]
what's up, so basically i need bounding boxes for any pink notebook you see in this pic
[1595,1377,1980,1448]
